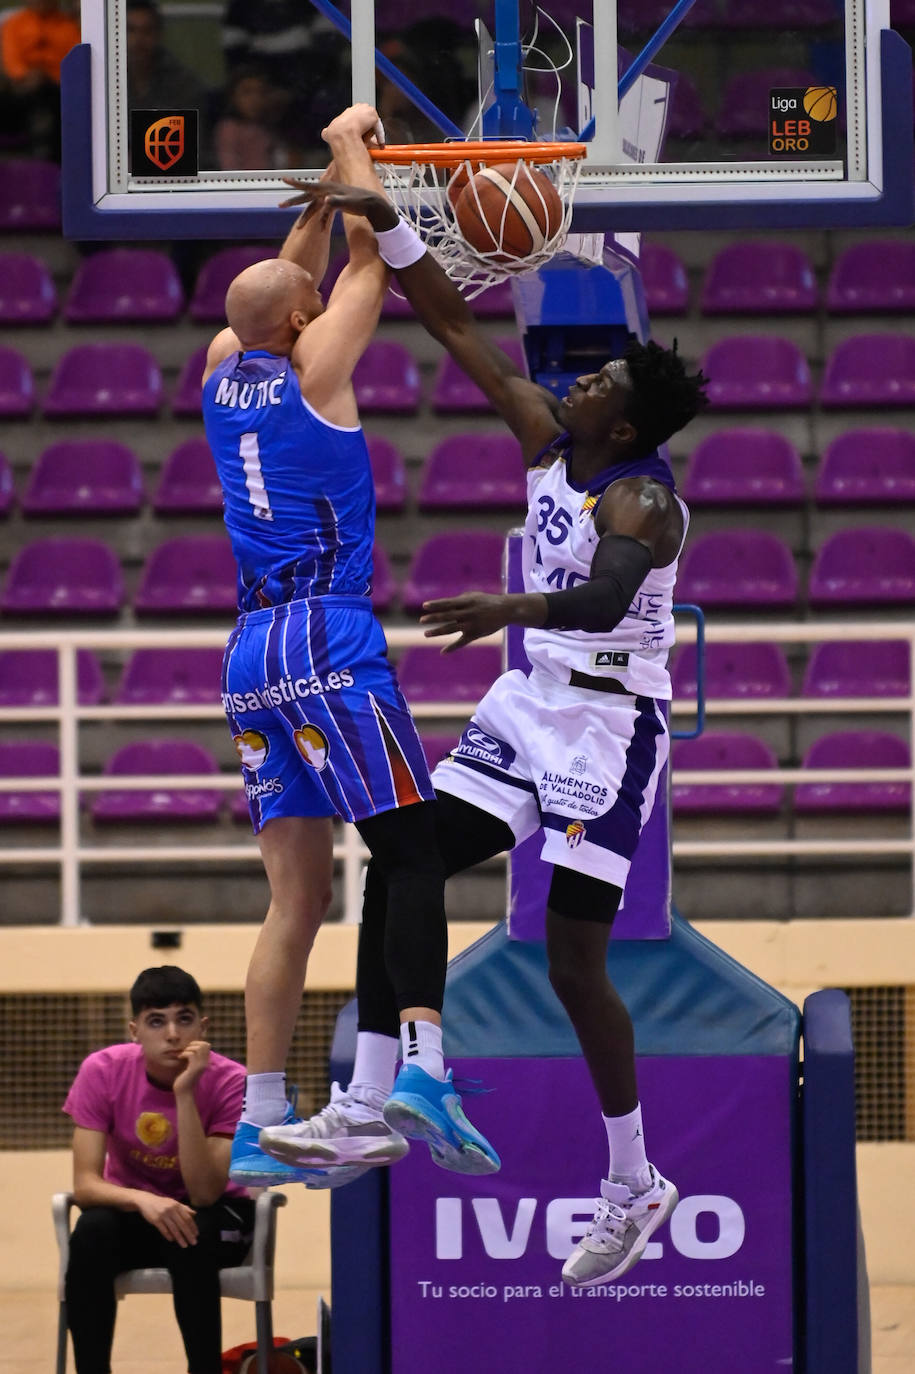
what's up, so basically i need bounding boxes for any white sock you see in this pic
[400,1018,445,1080]
[241,1072,287,1127]
[348,1031,399,1108]
[604,1103,652,1192]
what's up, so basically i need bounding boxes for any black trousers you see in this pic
[65,1194,256,1374]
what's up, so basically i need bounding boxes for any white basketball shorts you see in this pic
[431,667,669,890]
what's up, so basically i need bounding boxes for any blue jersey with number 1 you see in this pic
[202,349,375,612]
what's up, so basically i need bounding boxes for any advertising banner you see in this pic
[389,1055,794,1373]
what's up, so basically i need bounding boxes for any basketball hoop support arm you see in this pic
[482,0,535,139]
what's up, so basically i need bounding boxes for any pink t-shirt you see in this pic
[63,1042,247,1200]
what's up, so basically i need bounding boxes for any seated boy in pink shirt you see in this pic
[62,966,254,1374]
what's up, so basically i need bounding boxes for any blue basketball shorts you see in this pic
[431,667,669,889]
[222,597,434,832]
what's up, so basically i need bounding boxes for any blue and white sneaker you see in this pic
[382,1064,500,1175]
[230,1106,368,1190]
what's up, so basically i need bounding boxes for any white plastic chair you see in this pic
[52,1189,287,1374]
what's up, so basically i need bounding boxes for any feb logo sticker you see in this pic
[130,109,199,176]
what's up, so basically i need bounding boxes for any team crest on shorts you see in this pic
[565,819,586,848]
[294,724,330,770]
[233,729,269,770]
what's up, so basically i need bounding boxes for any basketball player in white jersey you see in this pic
[268,110,709,1288]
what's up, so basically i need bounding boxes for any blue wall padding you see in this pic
[802,989,862,1374]
[440,914,800,1058]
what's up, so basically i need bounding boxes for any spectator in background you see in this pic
[62,965,254,1374]
[215,64,287,170]
[0,0,80,159]
[221,0,347,158]
[126,0,212,164]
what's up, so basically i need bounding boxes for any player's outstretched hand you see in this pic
[420,593,512,652]
[280,178,397,232]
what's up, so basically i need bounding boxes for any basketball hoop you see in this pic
[368,141,587,299]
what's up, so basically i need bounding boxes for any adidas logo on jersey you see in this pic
[594,651,629,668]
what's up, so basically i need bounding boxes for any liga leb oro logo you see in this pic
[768,87,837,156]
[130,109,199,176]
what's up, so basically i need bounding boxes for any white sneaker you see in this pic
[259,1082,409,1169]
[561,1165,678,1288]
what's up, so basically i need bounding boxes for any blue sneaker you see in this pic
[230,1101,369,1190]
[382,1065,501,1175]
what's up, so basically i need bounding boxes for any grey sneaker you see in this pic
[561,1165,678,1288]
[259,1082,409,1169]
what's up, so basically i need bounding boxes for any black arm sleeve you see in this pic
[541,534,653,633]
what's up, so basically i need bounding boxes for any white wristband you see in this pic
[375,218,427,269]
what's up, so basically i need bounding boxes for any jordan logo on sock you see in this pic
[407,1021,419,1058]
[633,1127,642,1138]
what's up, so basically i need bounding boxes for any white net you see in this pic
[375,151,584,299]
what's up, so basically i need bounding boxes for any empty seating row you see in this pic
[642,239,915,316]
[1,239,912,326]
[0,432,527,517]
[0,531,507,618]
[672,730,911,817]
[4,729,908,825]
[0,644,502,708]
[1,527,914,619]
[0,337,532,417]
[2,641,907,710]
[0,730,468,824]
[0,245,516,326]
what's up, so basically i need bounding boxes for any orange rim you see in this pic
[369,140,587,167]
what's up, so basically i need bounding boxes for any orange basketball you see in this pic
[454,162,563,262]
[446,162,480,211]
[802,85,837,122]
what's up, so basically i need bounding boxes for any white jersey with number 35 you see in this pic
[521,455,689,700]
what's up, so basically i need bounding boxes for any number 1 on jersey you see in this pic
[240,432,274,522]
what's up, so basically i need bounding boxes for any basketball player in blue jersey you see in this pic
[268,115,709,1286]
[200,103,500,1190]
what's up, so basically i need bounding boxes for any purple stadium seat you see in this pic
[189,245,277,322]
[819,334,915,408]
[0,252,57,324]
[0,741,60,823]
[0,537,124,617]
[135,535,237,616]
[418,731,457,771]
[367,436,407,512]
[401,531,505,613]
[171,345,207,416]
[352,340,421,414]
[153,438,223,513]
[826,241,915,314]
[639,242,689,316]
[675,530,798,610]
[43,343,163,417]
[116,647,225,704]
[718,0,835,27]
[0,648,104,706]
[801,640,911,699]
[432,338,525,413]
[472,279,516,318]
[808,527,915,608]
[681,429,805,505]
[380,283,415,319]
[371,541,396,613]
[672,642,791,700]
[671,732,784,816]
[22,440,144,516]
[0,345,35,416]
[397,644,501,704]
[618,0,717,32]
[890,0,915,22]
[0,453,13,516]
[794,731,911,814]
[701,335,813,410]
[719,69,816,138]
[667,72,709,139]
[815,428,915,505]
[0,160,61,231]
[65,249,185,324]
[418,433,526,510]
[701,242,817,314]
[90,739,223,824]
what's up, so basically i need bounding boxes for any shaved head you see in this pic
[225,258,320,347]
